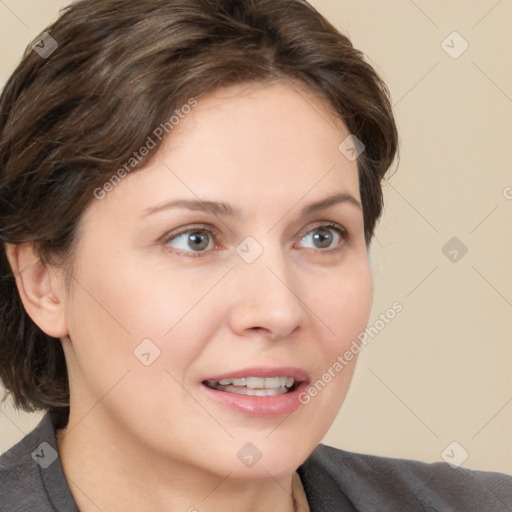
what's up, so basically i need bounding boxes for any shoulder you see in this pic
[0,414,73,512]
[0,418,45,510]
[298,444,512,512]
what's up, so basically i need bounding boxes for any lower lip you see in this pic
[200,381,309,418]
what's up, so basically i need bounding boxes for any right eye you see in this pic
[163,225,217,257]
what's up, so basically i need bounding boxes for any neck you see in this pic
[56,410,301,512]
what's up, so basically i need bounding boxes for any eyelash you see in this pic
[162,222,349,258]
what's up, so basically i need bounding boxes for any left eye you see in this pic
[297,224,346,250]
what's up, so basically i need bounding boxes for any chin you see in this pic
[216,435,317,480]
[225,457,306,481]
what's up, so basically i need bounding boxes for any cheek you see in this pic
[65,252,226,377]
[305,260,372,406]
[319,259,373,344]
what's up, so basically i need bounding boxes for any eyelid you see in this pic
[161,223,217,242]
[302,221,348,238]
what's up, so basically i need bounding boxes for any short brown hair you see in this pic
[0,0,398,424]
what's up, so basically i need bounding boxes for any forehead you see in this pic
[168,80,349,160]
[87,81,360,220]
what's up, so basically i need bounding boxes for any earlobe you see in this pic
[5,243,69,339]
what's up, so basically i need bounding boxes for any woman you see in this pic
[0,0,510,510]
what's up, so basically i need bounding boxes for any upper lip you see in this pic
[202,366,309,383]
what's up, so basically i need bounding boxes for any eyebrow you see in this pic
[142,191,361,218]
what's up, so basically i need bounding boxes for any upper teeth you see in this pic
[212,376,295,389]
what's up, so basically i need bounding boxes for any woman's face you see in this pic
[60,81,373,479]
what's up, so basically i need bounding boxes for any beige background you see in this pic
[1,0,511,474]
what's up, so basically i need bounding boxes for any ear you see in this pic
[5,243,69,339]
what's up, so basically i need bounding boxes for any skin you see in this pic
[7,81,373,512]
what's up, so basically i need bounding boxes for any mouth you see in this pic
[200,367,309,417]
[203,376,298,396]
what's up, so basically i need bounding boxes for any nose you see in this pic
[226,244,309,341]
